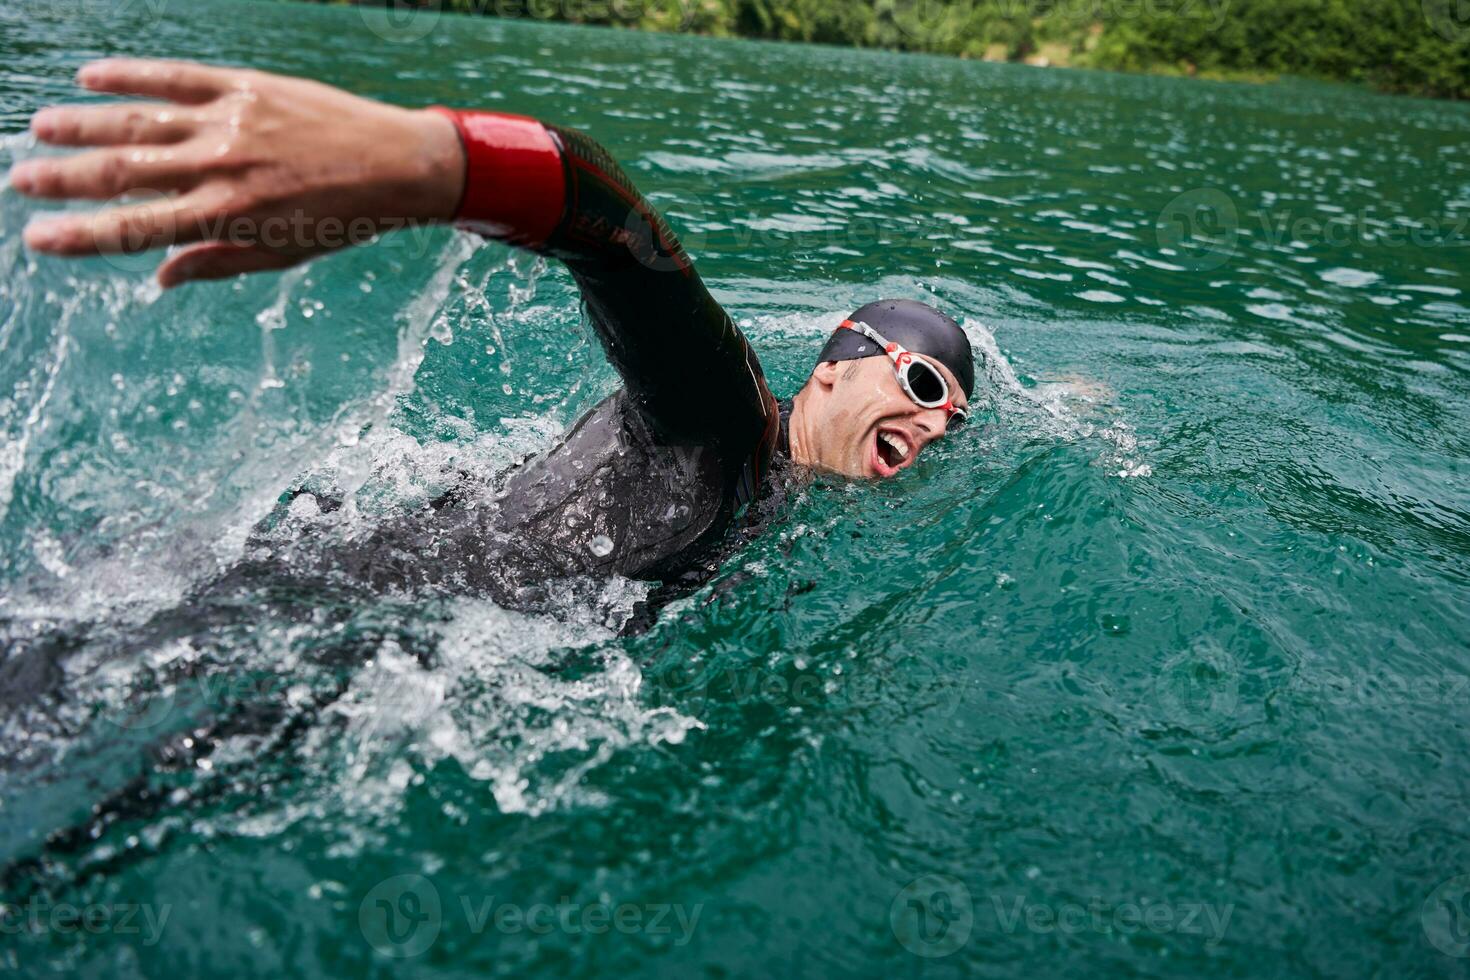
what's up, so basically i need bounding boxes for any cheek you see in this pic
[858,367,909,412]
[832,368,909,441]
[868,384,915,419]
[824,403,870,464]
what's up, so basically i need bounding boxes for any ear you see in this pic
[811,360,841,392]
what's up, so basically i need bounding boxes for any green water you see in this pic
[2,0,1470,976]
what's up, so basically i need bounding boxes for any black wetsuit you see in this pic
[0,114,807,884]
[0,116,792,714]
[276,115,790,606]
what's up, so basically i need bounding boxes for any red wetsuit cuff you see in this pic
[427,106,565,248]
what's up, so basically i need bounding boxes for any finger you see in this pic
[77,58,237,105]
[157,242,298,288]
[23,189,220,257]
[9,145,203,200]
[31,103,197,148]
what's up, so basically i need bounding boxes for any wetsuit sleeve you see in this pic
[428,107,779,470]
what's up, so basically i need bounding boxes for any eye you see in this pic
[905,363,945,403]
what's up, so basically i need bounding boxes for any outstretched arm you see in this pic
[11,59,775,457]
[429,108,775,452]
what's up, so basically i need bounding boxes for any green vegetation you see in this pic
[317,0,1470,98]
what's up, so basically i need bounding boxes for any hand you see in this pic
[8,58,465,287]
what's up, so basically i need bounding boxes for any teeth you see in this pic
[880,432,909,461]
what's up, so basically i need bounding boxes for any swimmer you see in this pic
[9,59,976,598]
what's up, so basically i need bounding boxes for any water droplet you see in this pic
[589,535,614,558]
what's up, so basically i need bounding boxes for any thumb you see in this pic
[157,242,299,288]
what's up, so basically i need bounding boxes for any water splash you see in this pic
[301,585,700,827]
[963,318,1151,478]
[0,210,687,840]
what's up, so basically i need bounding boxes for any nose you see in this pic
[913,408,949,441]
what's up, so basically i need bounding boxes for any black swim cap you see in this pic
[816,299,975,399]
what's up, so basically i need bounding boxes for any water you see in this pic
[2,0,1469,975]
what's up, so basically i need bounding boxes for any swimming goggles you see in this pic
[839,319,970,426]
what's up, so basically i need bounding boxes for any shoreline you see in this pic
[299,0,1470,102]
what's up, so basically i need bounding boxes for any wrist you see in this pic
[409,107,466,225]
[424,107,565,247]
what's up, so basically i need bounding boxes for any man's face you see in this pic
[800,354,969,479]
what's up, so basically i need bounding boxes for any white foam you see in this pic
[284,582,700,828]
[962,318,1151,479]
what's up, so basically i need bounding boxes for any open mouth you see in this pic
[871,427,913,477]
